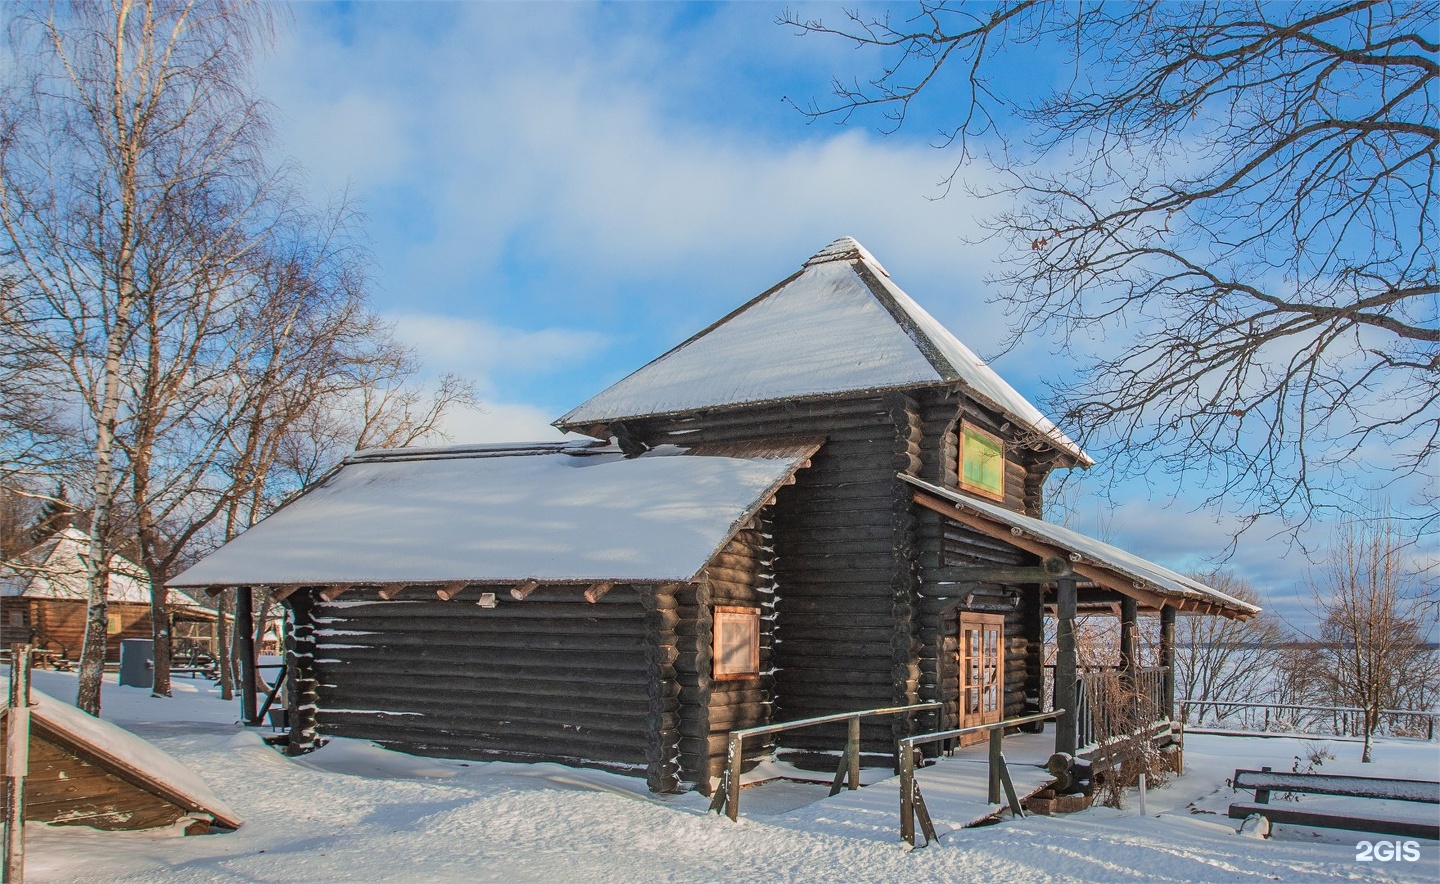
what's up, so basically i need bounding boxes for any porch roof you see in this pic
[170,439,820,589]
[902,475,1260,620]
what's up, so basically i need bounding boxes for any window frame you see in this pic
[958,422,1007,502]
[712,605,761,681]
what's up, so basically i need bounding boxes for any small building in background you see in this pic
[0,527,216,663]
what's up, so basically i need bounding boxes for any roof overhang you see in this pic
[903,475,1260,620]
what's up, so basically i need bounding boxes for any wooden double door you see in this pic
[957,612,1005,746]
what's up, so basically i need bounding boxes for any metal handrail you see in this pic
[898,709,1066,847]
[709,701,942,822]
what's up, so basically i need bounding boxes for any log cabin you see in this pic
[1,528,216,664]
[171,237,1259,793]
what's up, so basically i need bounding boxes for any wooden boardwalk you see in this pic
[770,728,1059,843]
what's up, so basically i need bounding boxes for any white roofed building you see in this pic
[2,528,214,661]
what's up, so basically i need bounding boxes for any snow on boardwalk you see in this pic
[776,730,1059,842]
[779,757,1055,841]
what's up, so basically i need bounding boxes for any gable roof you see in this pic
[169,439,820,588]
[0,687,243,830]
[903,475,1261,620]
[0,528,206,609]
[558,237,1091,466]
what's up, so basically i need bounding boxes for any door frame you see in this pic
[957,611,1005,746]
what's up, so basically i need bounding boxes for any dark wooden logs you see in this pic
[287,590,319,755]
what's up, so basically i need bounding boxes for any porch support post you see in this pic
[1055,577,1078,756]
[1118,597,1137,673]
[1159,605,1176,718]
[236,586,257,726]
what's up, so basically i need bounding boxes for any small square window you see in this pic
[7,612,23,627]
[713,606,760,681]
[959,423,1006,501]
[106,612,123,635]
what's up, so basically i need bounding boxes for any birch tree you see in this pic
[0,0,278,712]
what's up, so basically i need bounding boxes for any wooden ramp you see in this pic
[776,730,1058,843]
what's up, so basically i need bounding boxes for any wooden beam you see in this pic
[377,584,405,600]
[270,586,302,604]
[585,581,615,604]
[930,557,1072,584]
[317,585,351,602]
[435,583,465,601]
[914,491,1176,612]
[509,580,540,601]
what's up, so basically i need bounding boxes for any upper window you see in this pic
[959,423,1006,501]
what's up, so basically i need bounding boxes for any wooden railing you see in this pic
[897,709,1066,847]
[1077,667,1169,749]
[709,702,941,822]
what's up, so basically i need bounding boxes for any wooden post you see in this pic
[988,727,1002,804]
[840,719,852,794]
[4,644,32,884]
[1055,578,1078,757]
[1159,605,1176,719]
[235,587,257,726]
[726,733,742,822]
[900,741,915,845]
[997,753,1025,817]
[831,715,862,795]
[1118,597,1137,673]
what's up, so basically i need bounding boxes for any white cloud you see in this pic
[389,313,609,392]
[260,4,1017,348]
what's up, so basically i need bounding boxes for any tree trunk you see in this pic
[217,588,234,701]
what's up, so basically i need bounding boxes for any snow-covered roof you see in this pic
[0,528,206,608]
[902,475,1261,619]
[169,439,820,588]
[1,687,243,829]
[558,237,1091,466]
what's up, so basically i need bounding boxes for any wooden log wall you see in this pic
[912,389,1052,732]
[641,584,681,792]
[287,590,319,755]
[306,586,655,777]
[689,514,777,790]
[631,395,922,761]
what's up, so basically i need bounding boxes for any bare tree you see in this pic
[1171,574,1284,726]
[2,3,476,710]
[1306,512,1434,761]
[785,1,1438,538]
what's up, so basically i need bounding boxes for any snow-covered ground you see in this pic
[10,667,1439,883]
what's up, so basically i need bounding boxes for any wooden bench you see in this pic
[1229,767,1440,840]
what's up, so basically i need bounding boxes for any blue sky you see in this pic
[253,2,1427,630]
